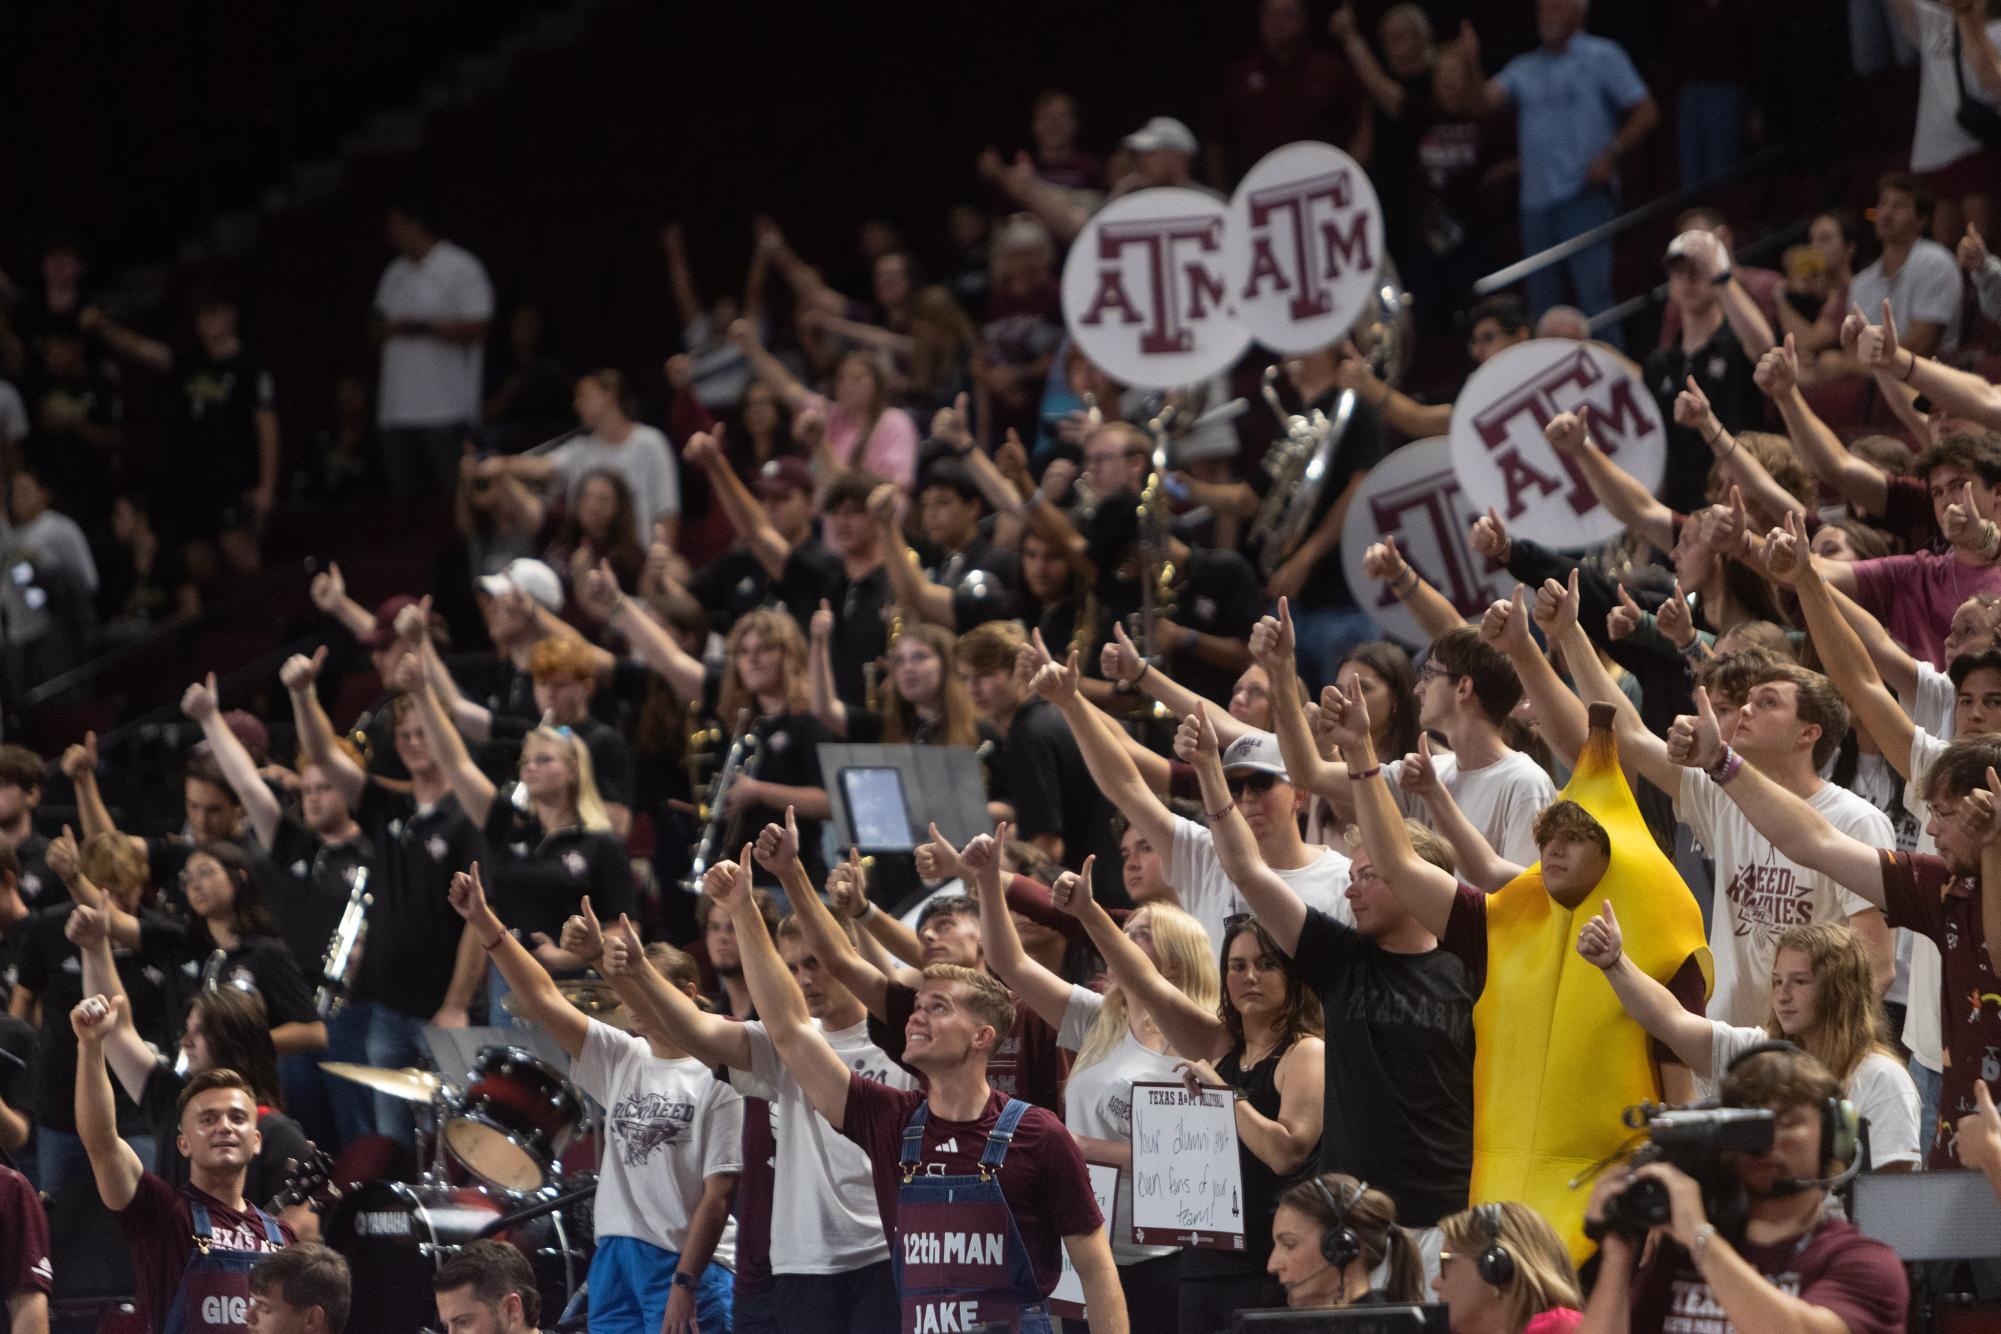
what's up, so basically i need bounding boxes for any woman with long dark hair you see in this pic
[1268,1174,1427,1309]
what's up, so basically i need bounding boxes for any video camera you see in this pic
[1585,1104,1774,1242]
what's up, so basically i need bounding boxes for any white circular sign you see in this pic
[1061,187,1251,390]
[1340,436,1514,650]
[1225,141,1384,355]
[1447,339,1666,549]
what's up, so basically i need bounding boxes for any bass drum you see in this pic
[321,1180,587,1332]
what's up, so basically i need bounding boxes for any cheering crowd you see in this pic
[8,2,2001,1333]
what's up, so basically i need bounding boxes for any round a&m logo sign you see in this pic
[1225,142,1383,355]
[1448,339,1666,549]
[1061,187,1251,390]
[1340,438,1510,649]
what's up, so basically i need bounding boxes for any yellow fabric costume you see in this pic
[1470,712,1712,1263]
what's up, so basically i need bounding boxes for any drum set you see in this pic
[314,983,629,1332]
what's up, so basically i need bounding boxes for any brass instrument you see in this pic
[316,866,374,1020]
[1135,400,1181,672]
[682,709,759,894]
[1251,365,1353,578]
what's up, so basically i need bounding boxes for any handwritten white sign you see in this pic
[1049,1161,1121,1319]
[1129,1081,1247,1251]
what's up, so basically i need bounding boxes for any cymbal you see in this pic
[504,979,634,1032]
[319,1062,444,1102]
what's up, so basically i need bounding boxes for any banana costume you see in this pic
[1470,710,1711,1263]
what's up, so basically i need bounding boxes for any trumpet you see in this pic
[683,710,759,894]
[316,866,373,1019]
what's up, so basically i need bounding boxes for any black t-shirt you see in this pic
[921,533,1022,630]
[479,801,634,946]
[139,1065,309,1209]
[10,832,60,914]
[774,545,890,707]
[449,656,540,731]
[352,781,486,1018]
[574,717,634,809]
[1645,320,1760,517]
[1291,906,1474,1227]
[263,818,373,997]
[97,538,194,627]
[135,914,319,1033]
[744,710,831,889]
[1004,699,1124,904]
[689,547,776,635]
[15,904,166,1135]
[170,345,273,494]
[1168,548,1266,705]
[1250,391,1388,611]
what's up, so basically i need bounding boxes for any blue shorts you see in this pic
[587,1235,733,1334]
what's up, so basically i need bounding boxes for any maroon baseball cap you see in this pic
[192,709,270,766]
[753,456,814,499]
[363,595,423,651]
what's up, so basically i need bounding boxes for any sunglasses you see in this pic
[1225,772,1281,797]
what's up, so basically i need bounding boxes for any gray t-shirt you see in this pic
[550,424,682,542]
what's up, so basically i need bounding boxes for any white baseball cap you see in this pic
[1220,730,1288,780]
[477,557,565,613]
[1124,116,1198,156]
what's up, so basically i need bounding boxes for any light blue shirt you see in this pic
[1497,34,1649,211]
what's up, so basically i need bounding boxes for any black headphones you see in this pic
[1310,1176,1369,1270]
[1724,1040,1861,1174]
[1474,1203,1516,1287]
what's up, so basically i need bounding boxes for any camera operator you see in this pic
[1578,1045,1906,1334]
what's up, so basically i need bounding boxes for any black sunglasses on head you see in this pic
[1225,772,1281,797]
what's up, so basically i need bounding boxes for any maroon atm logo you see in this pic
[1062,187,1249,389]
[1239,169,1373,319]
[1226,142,1383,356]
[1075,211,1228,354]
[1368,470,1493,616]
[1450,340,1665,548]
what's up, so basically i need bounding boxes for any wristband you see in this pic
[671,1271,698,1292]
[1677,635,1706,659]
[1348,765,1382,782]
[1134,661,1152,688]
[1390,567,1419,599]
[1706,745,1744,786]
[481,932,506,952]
[1203,798,1236,822]
[606,592,627,617]
[1701,425,1723,448]
[1903,348,1919,383]
[1981,520,2001,561]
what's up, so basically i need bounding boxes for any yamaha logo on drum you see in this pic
[356,1210,413,1236]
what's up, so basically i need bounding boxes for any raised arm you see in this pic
[280,648,366,810]
[448,864,588,1057]
[1668,687,1887,906]
[1538,576,1675,792]
[1174,711,1308,954]
[870,490,958,628]
[721,847,857,1131]
[828,850,922,984]
[755,810,891,1019]
[805,601,849,736]
[306,562,376,642]
[1102,623,1254,752]
[1251,600,1346,802]
[685,429,793,579]
[1320,683,1458,939]
[1754,337,1893,516]
[1576,899,1717,1075]
[79,307,172,373]
[1049,871,1231,1060]
[65,907,158,1101]
[728,320,812,413]
[1673,383,1804,527]
[181,674,281,850]
[1360,535,1466,641]
[1035,649,1179,856]
[395,656,496,827]
[593,910,752,1070]
[72,996,143,1211]
[1399,734,1522,892]
[1481,586,1590,770]
[964,825,1077,1033]
[572,561,707,705]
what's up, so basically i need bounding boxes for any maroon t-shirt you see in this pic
[120,1175,294,1334]
[838,1076,1102,1297]
[1626,1216,1907,1334]
[1880,849,2001,1166]
[1440,883,1708,1067]
[870,981,1070,1113]
[0,1167,50,1300]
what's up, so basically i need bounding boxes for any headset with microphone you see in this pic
[1724,1040,1864,1197]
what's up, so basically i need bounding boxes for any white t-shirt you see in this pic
[1677,770,1894,1027]
[550,425,683,542]
[1709,1023,1923,1169]
[1903,726,1954,1071]
[0,380,26,446]
[1904,659,1957,741]
[729,1017,913,1274]
[374,239,495,426]
[1169,815,1353,951]
[1910,1,2001,171]
[1058,985,1183,1265]
[1385,748,1558,866]
[572,1021,742,1267]
[1848,239,1965,356]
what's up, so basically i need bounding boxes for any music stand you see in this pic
[1853,1171,2001,1260]
[1230,1305,1450,1332]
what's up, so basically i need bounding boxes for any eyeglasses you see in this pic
[1418,663,1461,685]
[1225,772,1282,798]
